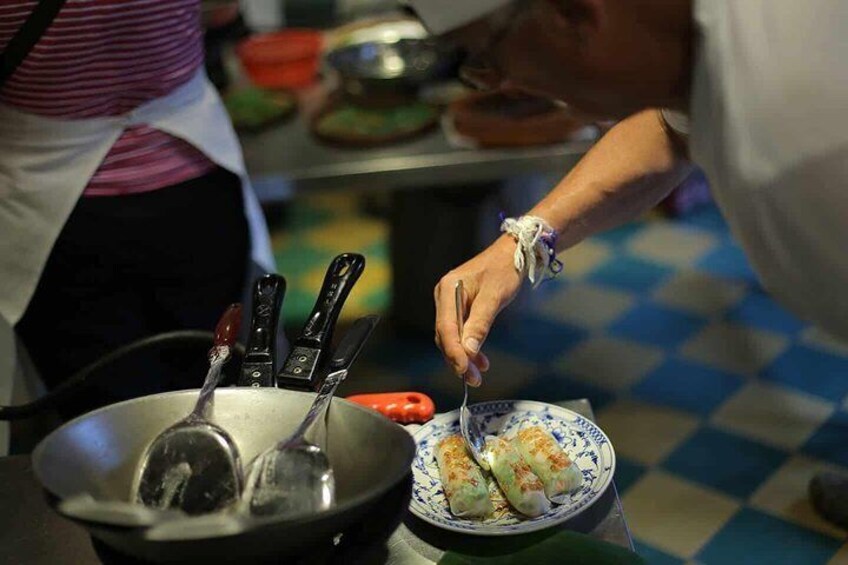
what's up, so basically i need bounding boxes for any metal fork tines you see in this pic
[455,281,489,471]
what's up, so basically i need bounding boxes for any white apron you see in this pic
[0,69,275,327]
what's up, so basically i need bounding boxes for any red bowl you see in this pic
[237,30,323,89]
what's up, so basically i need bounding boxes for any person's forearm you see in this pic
[527,109,693,251]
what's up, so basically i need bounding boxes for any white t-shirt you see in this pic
[676,0,848,340]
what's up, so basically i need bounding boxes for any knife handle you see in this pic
[303,253,366,347]
[277,253,365,390]
[328,315,380,372]
[238,274,286,387]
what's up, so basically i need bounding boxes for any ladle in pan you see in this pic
[133,303,244,514]
[243,315,380,518]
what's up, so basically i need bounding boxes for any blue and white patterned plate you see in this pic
[410,400,616,536]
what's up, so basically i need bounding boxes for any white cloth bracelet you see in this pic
[500,215,563,288]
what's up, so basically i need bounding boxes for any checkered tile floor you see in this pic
[272,200,848,564]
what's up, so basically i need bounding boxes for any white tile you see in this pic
[596,399,700,466]
[711,382,836,450]
[800,327,848,357]
[623,470,739,558]
[680,322,788,376]
[556,336,665,391]
[558,239,613,279]
[653,271,747,317]
[626,223,718,268]
[750,454,848,538]
[534,283,635,330]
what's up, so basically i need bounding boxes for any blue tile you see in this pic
[587,255,674,294]
[608,303,706,349]
[595,222,646,247]
[762,344,848,402]
[514,370,615,412]
[803,410,848,468]
[698,508,842,565]
[362,337,445,378]
[532,276,571,300]
[632,358,745,416]
[486,315,587,362]
[696,242,757,282]
[678,204,730,234]
[634,541,684,565]
[662,427,788,498]
[614,457,646,495]
[727,292,805,336]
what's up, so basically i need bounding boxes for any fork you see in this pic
[455,280,490,471]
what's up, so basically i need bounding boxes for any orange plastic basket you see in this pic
[237,30,323,89]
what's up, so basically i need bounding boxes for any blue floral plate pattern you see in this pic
[410,400,616,536]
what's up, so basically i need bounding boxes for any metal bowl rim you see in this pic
[32,388,417,538]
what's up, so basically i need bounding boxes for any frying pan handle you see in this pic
[0,331,246,421]
[238,274,286,387]
[346,392,436,424]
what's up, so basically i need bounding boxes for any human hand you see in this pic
[434,236,522,386]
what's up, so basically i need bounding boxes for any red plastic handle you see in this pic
[346,392,436,424]
[214,303,243,348]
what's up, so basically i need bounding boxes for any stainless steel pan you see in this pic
[32,386,415,563]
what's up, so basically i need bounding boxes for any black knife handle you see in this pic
[276,253,365,390]
[328,315,380,373]
[303,253,365,346]
[238,274,286,387]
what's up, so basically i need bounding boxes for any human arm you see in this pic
[434,108,694,383]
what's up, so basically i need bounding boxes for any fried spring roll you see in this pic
[513,425,582,498]
[436,435,492,518]
[485,436,551,517]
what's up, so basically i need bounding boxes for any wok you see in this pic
[32,386,416,563]
[9,268,417,562]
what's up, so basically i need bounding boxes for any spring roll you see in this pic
[486,475,513,520]
[513,426,582,498]
[435,435,492,518]
[485,436,550,517]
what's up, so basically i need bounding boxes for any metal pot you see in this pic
[32,386,416,563]
[325,34,461,108]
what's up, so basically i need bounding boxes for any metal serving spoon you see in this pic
[134,304,243,515]
[242,315,380,518]
[456,280,489,471]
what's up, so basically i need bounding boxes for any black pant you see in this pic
[15,167,250,418]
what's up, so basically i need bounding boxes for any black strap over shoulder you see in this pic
[0,0,70,88]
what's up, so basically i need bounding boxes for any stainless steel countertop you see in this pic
[241,107,596,201]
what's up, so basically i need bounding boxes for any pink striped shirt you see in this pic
[0,0,217,197]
